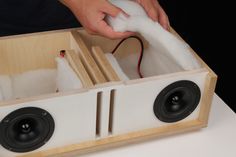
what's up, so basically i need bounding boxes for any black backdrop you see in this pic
[159,0,235,112]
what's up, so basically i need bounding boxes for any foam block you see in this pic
[56,57,83,92]
[107,0,200,72]
[0,75,13,100]
[12,69,57,99]
[105,53,130,81]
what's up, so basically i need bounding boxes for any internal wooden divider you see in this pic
[91,46,120,82]
[71,31,107,84]
[64,50,94,88]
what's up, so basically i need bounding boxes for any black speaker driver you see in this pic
[153,80,201,123]
[0,107,55,152]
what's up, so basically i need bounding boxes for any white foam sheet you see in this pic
[105,53,130,81]
[12,69,57,99]
[107,0,200,76]
[0,57,83,101]
[56,57,83,92]
[0,75,13,100]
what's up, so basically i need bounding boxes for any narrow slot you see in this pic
[108,89,116,134]
[96,92,102,136]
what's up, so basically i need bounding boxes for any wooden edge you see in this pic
[91,46,121,82]
[198,72,217,126]
[18,120,204,157]
[170,26,217,126]
[65,50,94,88]
[0,28,81,40]
[70,31,107,84]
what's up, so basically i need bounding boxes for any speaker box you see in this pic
[0,29,217,157]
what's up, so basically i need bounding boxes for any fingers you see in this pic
[96,20,134,39]
[137,0,158,21]
[158,7,170,31]
[64,0,133,39]
[86,1,133,39]
[137,0,170,31]
[151,0,170,30]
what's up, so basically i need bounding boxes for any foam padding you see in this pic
[107,0,200,74]
[105,53,130,81]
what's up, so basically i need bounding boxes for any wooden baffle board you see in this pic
[0,28,217,157]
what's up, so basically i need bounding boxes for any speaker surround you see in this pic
[153,80,201,123]
[0,107,55,152]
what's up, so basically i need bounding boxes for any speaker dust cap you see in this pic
[0,107,55,153]
[153,80,201,123]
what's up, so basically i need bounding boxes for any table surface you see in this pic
[81,94,236,157]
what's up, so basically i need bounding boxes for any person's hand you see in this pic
[61,0,133,39]
[136,0,170,30]
[61,0,170,39]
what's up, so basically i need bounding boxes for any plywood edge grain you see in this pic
[65,49,94,88]
[70,31,107,84]
[198,72,217,126]
[18,119,203,157]
[91,46,120,82]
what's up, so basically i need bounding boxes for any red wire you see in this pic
[60,50,66,58]
[111,36,144,78]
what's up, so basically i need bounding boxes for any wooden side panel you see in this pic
[0,32,71,75]
[91,46,120,82]
[198,73,217,125]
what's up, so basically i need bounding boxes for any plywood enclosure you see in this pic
[0,28,217,157]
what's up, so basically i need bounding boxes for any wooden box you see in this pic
[0,28,217,157]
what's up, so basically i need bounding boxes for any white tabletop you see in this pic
[82,94,236,157]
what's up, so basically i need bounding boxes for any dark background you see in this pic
[0,0,235,112]
[159,0,235,112]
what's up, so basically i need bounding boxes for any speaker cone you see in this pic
[153,80,201,123]
[0,107,55,152]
